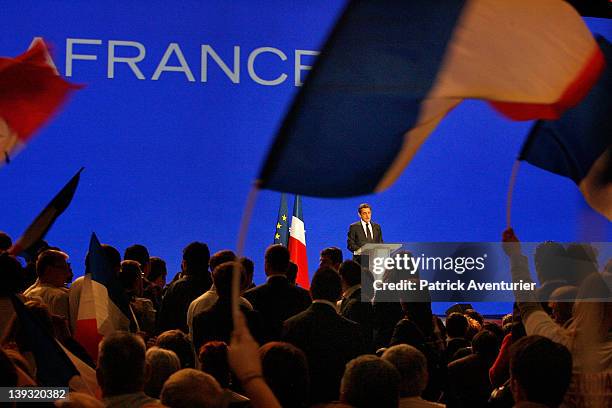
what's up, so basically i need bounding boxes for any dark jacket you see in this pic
[243,275,311,340]
[156,273,212,334]
[282,302,366,404]
[447,353,494,408]
[339,287,374,351]
[347,221,383,252]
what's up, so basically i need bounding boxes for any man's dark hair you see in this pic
[102,244,122,271]
[182,242,210,276]
[156,329,195,368]
[310,267,342,302]
[198,341,230,388]
[446,312,468,338]
[259,341,309,408]
[97,331,147,396]
[209,250,237,272]
[149,256,167,282]
[341,355,400,408]
[118,260,142,294]
[382,344,428,398]
[339,260,362,287]
[239,256,254,282]
[321,247,343,265]
[287,261,298,285]
[35,249,67,278]
[534,242,566,283]
[464,308,484,325]
[472,330,499,359]
[0,252,23,296]
[0,231,12,251]
[124,244,150,268]
[358,203,371,214]
[212,262,244,298]
[265,244,290,275]
[510,335,572,407]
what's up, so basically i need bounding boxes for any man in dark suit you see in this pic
[338,260,374,351]
[347,203,383,255]
[282,267,366,404]
[243,244,311,340]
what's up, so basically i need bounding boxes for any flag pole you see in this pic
[506,160,521,228]
[232,182,260,327]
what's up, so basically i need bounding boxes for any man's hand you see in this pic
[228,312,262,382]
[502,228,522,257]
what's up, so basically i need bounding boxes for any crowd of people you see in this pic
[0,228,610,408]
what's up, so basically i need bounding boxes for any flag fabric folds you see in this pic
[520,36,612,220]
[9,167,83,257]
[0,38,81,163]
[274,193,290,246]
[288,195,309,289]
[258,0,604,197]
[10,295,79,387]
[74,233,130,361]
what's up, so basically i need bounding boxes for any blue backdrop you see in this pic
[1,1,610,315]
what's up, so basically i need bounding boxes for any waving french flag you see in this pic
[259,0,605,197]
[288,195,309,289]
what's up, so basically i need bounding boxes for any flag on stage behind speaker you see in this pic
[288,195,309,289]
[274,193,289,246]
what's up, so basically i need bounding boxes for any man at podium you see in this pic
[347,203,383,254]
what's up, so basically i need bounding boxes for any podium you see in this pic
[354,243,403,274]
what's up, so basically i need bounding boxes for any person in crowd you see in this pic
[160,368,225,408]
[244,244,311,340]
[282,267,365,404]
[156,329,195,369]
[503,228,611,407]
[144,256,167,311]
[564,243,599,286]
[320,247,343,271]
[144,346,181,399]
[259,341,310,408]
[446,330,499,408]
[157,241,212,333]
[55,392,105,408]
[124,244,152,282]
[0,252,23,336]
[192,262,263,351]
[0,348,36,387]
[24,249,72,324]
[338,260,374,351]
[118,260,156,334]
[382,344,445,408]
[339,355,400,408]
[227,312,283,408]
[240,256,256,290]
[97,331,163,407]
[533,241,568,311]
[547,285,577,328]
[198,341,250,407]
[445,312,470,362]
[0,231,12,251]
[187,250,252,338]
[287,261,299,286]
[509,335,572,408]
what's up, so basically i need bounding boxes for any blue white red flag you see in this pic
[259,0,604,197]
[520,36,612,220]
[288,195,309,288]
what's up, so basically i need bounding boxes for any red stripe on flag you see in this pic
[74,318,103,362]
[489,45,605,120]
[288,236,309,289]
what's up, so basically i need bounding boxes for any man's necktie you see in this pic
[366,223,371,240]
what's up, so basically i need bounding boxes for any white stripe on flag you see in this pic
[289,216,306,245]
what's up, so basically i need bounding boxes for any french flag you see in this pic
[259,0,605,197]
[74,233,130,361]
[288,195,309,289]
[0,38,80,164]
